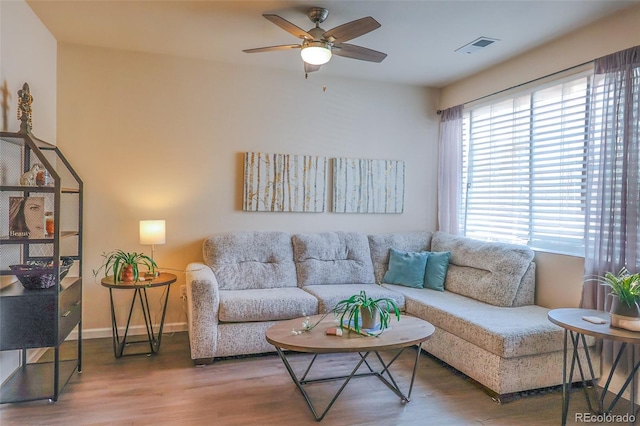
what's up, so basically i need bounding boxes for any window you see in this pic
[460,73,591,256]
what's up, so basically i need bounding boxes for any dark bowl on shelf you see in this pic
[9,257,74,290]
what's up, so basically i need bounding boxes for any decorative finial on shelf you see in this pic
[17,82,33,133]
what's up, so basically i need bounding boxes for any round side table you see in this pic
[548,308,640,425]
[101,272,177,358]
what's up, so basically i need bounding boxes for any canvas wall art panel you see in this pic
[243,152,327,212]
[333,158,405,213]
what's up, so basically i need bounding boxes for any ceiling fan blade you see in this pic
[332,43,387,62]
[304,62,321,73]
[263,14,313,40]
[243,44,301,54]
[323,16,381,43]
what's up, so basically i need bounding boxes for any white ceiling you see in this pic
[26,0,639,87]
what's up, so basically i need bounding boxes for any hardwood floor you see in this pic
[0,332,627,425]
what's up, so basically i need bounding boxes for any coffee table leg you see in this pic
[407,342,423,400]
[356,352,376,373]
[299,354,319,381]
[274,347,371,422]
[370,344,422,402]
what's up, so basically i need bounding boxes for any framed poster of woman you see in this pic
[9,196,44,238]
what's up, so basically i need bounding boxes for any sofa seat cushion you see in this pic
[219,288,318,322]
[303,284,405,314]
[382,284,563,358]
[293,232,376,285]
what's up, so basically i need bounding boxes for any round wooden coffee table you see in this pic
[266,314,435,422]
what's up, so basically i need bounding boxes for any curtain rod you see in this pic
[436,59,594,115]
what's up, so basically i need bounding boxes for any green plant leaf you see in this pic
[94,249,159,283]
[598,267,640,307]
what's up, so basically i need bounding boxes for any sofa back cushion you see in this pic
[431,231,535,307]
[293,232,375,285]
[368,232,433,284]
[203,231,297,290]
[513,263,536,306]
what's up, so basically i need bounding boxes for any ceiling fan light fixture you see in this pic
[244,9,386,74]
[301,42,332,65]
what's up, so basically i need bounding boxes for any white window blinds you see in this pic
[461,74,591,256]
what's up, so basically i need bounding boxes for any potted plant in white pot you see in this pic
[333,290,401,335]
[600,267,640,331]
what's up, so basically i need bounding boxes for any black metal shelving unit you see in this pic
[0,83,83,403]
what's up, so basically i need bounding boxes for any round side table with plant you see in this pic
[94,249,174,358]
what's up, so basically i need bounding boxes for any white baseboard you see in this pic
[65,322,188,340]
[23,323,187,364]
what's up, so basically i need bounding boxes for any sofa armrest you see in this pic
[186,262,220,360]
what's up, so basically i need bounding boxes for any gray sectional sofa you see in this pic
[185,230,591,399]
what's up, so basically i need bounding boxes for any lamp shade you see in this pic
[139,220,166,245]
[300,43,332,66]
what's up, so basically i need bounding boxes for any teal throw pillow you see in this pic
[383,248,429,288]
[423,251,451,291]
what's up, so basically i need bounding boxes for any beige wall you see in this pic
[57,44,440,336]
[441,4,640,109]
[440,4,640,309]
[0,0,56,138]
[0,0,57,383]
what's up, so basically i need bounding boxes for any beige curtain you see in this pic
[582,45,640,401]
[437,105,463,234]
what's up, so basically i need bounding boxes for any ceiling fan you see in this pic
[243,7,387,75]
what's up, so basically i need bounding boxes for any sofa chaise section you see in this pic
[369,231,596,398]
[386,285,571,395]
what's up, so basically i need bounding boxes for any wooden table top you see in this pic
[548,307,640,344]
[100,272,177,289]
[266,314,435,354]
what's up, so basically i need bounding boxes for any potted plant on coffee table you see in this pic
[93,250,157,283]
[600,267,640,331]
[333,290,401,336]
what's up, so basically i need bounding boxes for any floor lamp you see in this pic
[139,220,166,277]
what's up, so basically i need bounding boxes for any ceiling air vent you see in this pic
[455,37,500,54]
